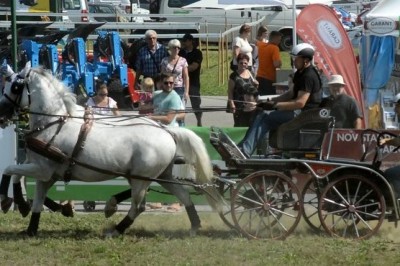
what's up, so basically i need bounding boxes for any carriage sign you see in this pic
[321,129,400,170]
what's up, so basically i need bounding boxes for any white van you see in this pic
[153,0,299,50]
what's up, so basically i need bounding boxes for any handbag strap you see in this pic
[172,57,180,74]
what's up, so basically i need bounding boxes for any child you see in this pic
[138,77,154,114]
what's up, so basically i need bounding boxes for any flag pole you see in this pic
[292,0,297,72]
[292,0,297,48]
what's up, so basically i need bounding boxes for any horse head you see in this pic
[0,61,31,121]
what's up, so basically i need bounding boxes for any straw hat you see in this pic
[327,75,346,86]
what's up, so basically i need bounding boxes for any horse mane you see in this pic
[28,67,79,116]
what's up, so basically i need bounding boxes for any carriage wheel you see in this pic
[231,170,302,240]
[216,179,236,230]
[83,201,96,212]
[301,178,324,232]
[318,174,386,240]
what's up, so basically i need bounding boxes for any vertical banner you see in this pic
[296,4,365,127]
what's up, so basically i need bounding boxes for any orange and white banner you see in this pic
[296,4,365,127]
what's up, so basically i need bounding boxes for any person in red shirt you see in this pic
[256,31,282,96]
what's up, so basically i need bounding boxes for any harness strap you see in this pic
[64,108,94,183]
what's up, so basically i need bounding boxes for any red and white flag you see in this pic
[296,4,365,127]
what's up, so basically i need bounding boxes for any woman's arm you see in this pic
[227,79,236,112]
[183,65,190,101]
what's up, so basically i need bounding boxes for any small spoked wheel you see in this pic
[301,178,324,232]
[231,170,302,240]
[83,201,96,212]
[318,174,386,240]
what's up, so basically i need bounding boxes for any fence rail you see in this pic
[0,12,266,86]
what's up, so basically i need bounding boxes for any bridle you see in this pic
[2,72,31,113]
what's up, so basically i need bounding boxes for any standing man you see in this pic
[237,43,322,158]
[149,73,185,126]
[179,33,203,126]
[135,30,168,87]
[320,74,363,129]
[256,31,282,96]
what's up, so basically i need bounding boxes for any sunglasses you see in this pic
[163,81,174,85]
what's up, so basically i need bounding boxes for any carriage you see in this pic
[210,108,400,240]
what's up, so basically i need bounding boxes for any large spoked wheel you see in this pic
[216,179,236,230]
[231,170,303,240]
[318,174,386,240]
[301,178,324,232]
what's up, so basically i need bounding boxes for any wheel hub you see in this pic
[348,205,356,213]
[263,203,271,211]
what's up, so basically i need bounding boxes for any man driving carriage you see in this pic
[236,43,364,158]
[238,43,322,158]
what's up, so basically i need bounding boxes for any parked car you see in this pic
[88,2,128,22]
[88,0,132,13]
[88,0,150,22]
[63,0,90,23]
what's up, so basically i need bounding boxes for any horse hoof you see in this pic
[102,224,120,238]
[1,197,13,213]
[104,230,120,238]
[189,224,201,237]
[189,228,198,237]
[18,202,31,218]
[104,197,117,218]
[61,203,74,217]
[19,230,37,237]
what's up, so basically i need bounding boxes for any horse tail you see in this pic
[167,127,224,212]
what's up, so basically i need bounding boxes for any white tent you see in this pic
[364,0,400,37]
[184,0,286,10]
[282,0,332,6]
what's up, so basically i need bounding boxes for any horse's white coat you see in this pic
[0,65,222,234]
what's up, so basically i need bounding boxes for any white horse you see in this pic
[0,64,223,236]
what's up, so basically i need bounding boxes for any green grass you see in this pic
[1,211,400,265]
[200,49,291,96]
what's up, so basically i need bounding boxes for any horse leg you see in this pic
[104,189,131,218]
[26,180,53,236]
[12,175,31,217]
[0,174,13,213]
[44,197,74,217]
[109,180,150,237]
[159,164,201,236]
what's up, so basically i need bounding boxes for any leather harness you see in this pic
[26,108,94,183]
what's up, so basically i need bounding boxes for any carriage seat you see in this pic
[269,108,333,151]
